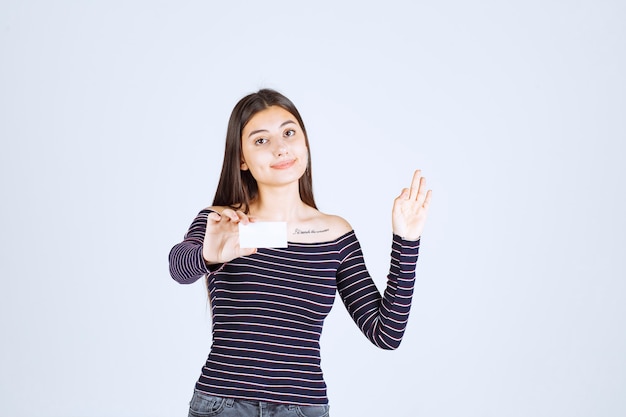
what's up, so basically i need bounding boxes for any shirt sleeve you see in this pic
[169,209,220,284]
[335,233,420,350]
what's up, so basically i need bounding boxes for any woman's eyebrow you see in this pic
[247,120,297,138]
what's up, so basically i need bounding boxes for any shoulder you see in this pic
[320,213,353,239]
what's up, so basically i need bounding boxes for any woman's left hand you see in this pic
[392,169,433,240]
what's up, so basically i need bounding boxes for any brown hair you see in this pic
[212,89,316,211]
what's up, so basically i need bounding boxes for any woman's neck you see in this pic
[249,184,311,222]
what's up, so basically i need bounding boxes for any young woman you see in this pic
[169,89,432,417]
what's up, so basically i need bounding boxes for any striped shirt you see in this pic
[169,209,420,405]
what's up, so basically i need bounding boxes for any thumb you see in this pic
[240,247,257,257]
[396,188,409,201]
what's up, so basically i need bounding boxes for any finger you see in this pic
[239,247,257,257]
[415,176,428,205]
[221,208,240,222]
[235,210,251,225]
[397,188,409,200]
[423,189,433,209]
[207,211,222,222]
[392,189,409,212]
[408,170,422,200]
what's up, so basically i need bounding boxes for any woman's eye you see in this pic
[285,129,296,137]
[255,138,268,145]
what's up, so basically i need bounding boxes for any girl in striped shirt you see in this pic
[169,89,432,417]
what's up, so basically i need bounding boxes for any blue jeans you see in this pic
[188,390,330,417]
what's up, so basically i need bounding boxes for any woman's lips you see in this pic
[270,159,296,169]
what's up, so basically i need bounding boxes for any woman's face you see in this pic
[240,105,309,188]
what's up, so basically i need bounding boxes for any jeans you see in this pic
[188,390,330,417]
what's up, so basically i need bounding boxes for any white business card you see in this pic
[239,222,288,248]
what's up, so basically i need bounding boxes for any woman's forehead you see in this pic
[244,106,298,132]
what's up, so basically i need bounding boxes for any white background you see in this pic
[1,1,625,416]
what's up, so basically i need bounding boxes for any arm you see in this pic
[336,169,431,349]
[336,233,420,350]
[168,207,257,284]
[168,209,213,284]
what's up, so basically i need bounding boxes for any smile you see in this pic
[270,159,296,169]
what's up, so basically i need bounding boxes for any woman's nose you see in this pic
[274,138,288,156]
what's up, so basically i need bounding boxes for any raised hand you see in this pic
[391,170,432,241]
[202,208,257,264]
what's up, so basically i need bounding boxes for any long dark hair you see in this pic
[212,89,316,212]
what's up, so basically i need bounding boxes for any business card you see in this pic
[239,222,288,248]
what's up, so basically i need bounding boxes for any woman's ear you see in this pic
[240,161,248,171]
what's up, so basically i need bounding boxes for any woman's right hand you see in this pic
[202,209,257,264]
